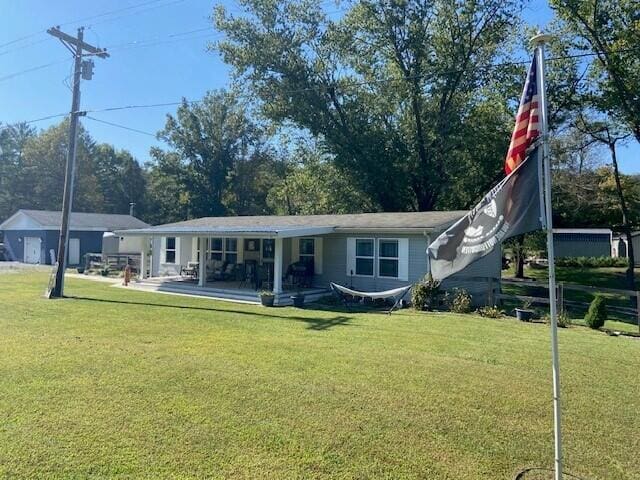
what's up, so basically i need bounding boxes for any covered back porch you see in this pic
[120,225,334,305]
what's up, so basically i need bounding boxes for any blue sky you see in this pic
[1,0,637,172]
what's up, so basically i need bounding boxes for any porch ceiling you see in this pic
[114,225,336,238]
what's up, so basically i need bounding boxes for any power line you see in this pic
[1,28,219,82]
[6,46,640,129]
[0,0,184,51]
[85,115,157,137]
[91,28,222,54]
[0,37,48,57]
[83,0,187,30]
[80,48,640,114]
[0,57,72,83]
[0,28,218,83]
[62,0,173,29]
[0,113,69,132]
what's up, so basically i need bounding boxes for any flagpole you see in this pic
[531,32,563,480]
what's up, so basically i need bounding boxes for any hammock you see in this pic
[330,282,412,314]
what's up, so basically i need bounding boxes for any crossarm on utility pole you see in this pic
[46,27,109,58]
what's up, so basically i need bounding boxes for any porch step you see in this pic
[130,278,331,306]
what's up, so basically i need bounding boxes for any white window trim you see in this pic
[299,237,315,265]
[354,237,375,277]
[164,236,177,264]
[377,238,400,279]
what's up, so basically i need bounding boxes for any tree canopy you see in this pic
[214,0,521,212]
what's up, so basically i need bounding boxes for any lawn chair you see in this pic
[181,262,199,280]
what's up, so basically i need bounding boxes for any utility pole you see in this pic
[47,26,108,298]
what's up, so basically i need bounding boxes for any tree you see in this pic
[214,0,521,212]
[145,151,190,225]
[0,123,36,221]
[153,90,276,218]
[0,120,149,222]
[18,120,103,213]
[575,116,636,289]
[266,139,373,215]
[92,144,147,215]
[551,0,640,144]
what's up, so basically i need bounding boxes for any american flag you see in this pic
[505,57,540,174]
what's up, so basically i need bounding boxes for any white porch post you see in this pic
[198,237,206,287]
[139,236,147,279]
[151,236,161,276]
[273,237,283,294]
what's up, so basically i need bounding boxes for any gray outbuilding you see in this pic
[0,209,149,266]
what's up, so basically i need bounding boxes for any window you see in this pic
[244,238,260,251]
[165,237,176,264]
[210,238,223,261]
[299,238,315,267]
[355,239,374,276]
[225,238,238,264]
[262,239,275,260]
[378,239,399,278]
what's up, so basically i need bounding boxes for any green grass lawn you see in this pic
[503,265,640,333]
[1,272,639,479]
[515,265,639,291]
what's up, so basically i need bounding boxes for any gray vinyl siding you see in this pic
[553,233,611,258]
[313,233,501,304]
[158,236,192,275]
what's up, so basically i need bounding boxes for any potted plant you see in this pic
[290,288,305,308]
[515,300,534,321]
[259,290,275,307]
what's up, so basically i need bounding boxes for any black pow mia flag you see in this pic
[428,148,543,281]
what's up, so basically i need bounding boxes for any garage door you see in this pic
[24,237,41,264]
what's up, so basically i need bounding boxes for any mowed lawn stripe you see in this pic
[0,272,638,479]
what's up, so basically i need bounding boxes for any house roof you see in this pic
[116,211,467,237]
[0,209,149,231]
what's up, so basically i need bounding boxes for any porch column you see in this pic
[151,236,161,276]
[139,237,147,279]
[273,237,283,294]
[198,237,206,287]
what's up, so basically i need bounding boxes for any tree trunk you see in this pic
[514,235,525,279]
[608,140,636,291]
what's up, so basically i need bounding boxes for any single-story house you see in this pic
[0,209,149,266]
[552,228,613,258]
[116,211,502,306]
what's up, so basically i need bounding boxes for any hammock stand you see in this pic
[330,282,412,314]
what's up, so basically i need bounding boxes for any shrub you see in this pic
[477,306,504,318]
[543,312,572,328]
[412,274,441,311]
[555,256,628,268]
[445,288,472,314]
[584,295,607,329]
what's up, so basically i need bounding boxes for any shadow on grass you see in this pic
[67,295,354,331]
